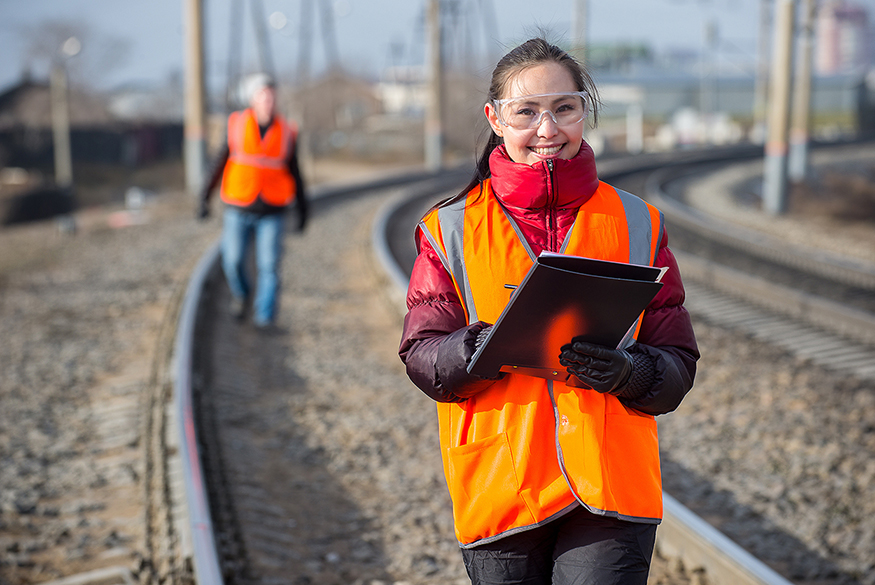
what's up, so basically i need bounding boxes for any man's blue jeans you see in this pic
[221,207,284,325]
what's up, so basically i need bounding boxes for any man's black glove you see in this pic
[559,339,633,395]
[196,199,210,221]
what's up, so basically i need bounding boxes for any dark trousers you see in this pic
[461,505,656,585]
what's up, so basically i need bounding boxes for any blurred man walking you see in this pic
[198,73,308,328]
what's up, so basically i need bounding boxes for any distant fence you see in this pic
[0,122,183,169]
[0,122,183,226]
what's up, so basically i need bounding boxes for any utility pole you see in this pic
[572,0,588,63]
[50,36,81,191]
[752,0,772,143]
[226,0,244,111]
[789,0,816,182]
[50,36,80,233]
[184,0,207,195]
[250,0,276,78]
[477,0,499,66]
[50,63,73,191]
[425,0,444,171]
[319,0,341,70]
[572,0,590,138]
[626,103,644,154]
[298,0,313,86]
[763,0,795,215]
[701,20,719,140]
[294,0,315,180]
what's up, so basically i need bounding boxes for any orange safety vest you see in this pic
[220,108,297,207]
[418,179,665,547]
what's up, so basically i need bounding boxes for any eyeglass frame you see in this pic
[491,91,591,130]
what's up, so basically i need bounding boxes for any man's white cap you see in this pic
[241,73,275,103]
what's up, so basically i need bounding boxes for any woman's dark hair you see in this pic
[443,38,600,207]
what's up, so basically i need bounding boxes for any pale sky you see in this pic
[0,0,851,93]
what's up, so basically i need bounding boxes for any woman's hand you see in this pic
[559,340,633,394]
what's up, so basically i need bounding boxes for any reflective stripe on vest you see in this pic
[420,179,665,547]
[220,109,297,207]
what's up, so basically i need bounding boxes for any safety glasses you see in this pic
[492,91,590,130]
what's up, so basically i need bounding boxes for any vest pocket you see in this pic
[446,432,532,542]
[603,412,662,518]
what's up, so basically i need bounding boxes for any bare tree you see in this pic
[20,19,130,90]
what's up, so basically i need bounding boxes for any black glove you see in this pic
[196,199,210,221]
[559,339,633,395]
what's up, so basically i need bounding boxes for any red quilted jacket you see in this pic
[399,143,699,414]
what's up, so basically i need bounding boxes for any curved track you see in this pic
[171,144,874,585]
[589,151,875,385]
[171,168,471,584]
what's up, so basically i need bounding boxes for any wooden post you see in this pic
[573,0,588,63]
[184,0,207,195]
[763,0,795,215]
[425,0,444,171]
[789,0,815,182]
[752,0,772,143]
[50,63,73,190]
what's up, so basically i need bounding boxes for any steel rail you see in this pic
[171,166,468,584]
[646,166,875,291]
[172,238,224,584]
[646,168,875,349]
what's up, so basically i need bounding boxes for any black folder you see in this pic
[467,252,666,387]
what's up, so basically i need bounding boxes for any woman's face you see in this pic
[485,62,585,166]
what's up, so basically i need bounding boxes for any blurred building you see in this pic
[0,75,182,171]
[593,69,875,151]
[816,0,871,75]
[285,71,386,157]
[107,79,184,123]
[377,66,427,117]
[0,75,113,130]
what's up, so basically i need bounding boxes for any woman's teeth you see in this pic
[532,145,562,156]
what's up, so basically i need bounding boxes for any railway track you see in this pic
[172,169,473,585]
[170,145,875,585]
[612,151,875,373]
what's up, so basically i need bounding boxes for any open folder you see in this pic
[467,252,667,387]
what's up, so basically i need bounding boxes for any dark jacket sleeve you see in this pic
[399,229,500,402]
[288,147,308,230]
[621,231,699,415]
[200,144,230,204]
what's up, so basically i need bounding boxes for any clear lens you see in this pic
[494,91,589,130]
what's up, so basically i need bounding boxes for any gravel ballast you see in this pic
[1,153,873,584]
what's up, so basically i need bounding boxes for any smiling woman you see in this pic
[399,37,700,585]
[484,65,587,166]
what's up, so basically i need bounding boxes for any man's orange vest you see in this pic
[220,108,297,207]
[418,179,665,547]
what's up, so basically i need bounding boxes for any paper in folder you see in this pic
[467,252,667,387]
